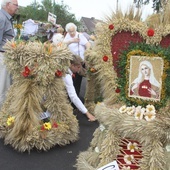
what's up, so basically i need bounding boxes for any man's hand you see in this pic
[85,112,96,122]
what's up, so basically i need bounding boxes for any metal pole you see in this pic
[52,0,55,14]
[34,0,36,19]
[117,0,118,11]
[34,0,36,7]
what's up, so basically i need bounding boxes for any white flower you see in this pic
[136,105,142,110]
[95,147,99,153]
[126,106,135,115]
[124,155,134,164]
[99,124,105,131]
[134,107,145,120]
[144,111,156,121]
[119,105,127,113]
[144,105,156,120]
[146,104,155,113]
[166,145,170,152]
[127,142,138,152]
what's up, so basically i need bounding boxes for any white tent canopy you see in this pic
[22,19,39,36]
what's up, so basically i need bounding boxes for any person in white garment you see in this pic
[63,22,91,98]
[0,0,19,109]
[64,22,90,61]
[62,54,96,122]
[52,27,64,45]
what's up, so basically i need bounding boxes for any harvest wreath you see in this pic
[0,40,79,152]
[76,7,170,170]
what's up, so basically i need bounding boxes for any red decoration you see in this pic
[111,31,144,77]
[115,88,121,93]
[41,125,45,131]
[160,34,170,48]
[147,28,154,37]
[22,66,31,77]
[72,73,76,78]
[117,139,143,169]
[52,122,58,128]
[103,56,109,62]
[55,70,62,77]
[109,24,114,30]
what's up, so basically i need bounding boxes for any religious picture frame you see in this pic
[128,56,164,101]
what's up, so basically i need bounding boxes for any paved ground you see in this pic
[0,110,99,170]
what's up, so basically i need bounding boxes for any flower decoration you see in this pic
[145,104,155,112]
[41,125,45,131]
[48,45,52,54]
[119,105,127,113]
[40,122,59,131]
[126,106,135,115]
[52,122,58,128]
[115,87,121,93]
[144,104,156,121]
[14,24,23,30]
[102,55,109,62]
[147,28,154,37]
[41,122,52,131]
[119,104,156,121]
[124,154,134,164]
[44,43,53,54]
[144,111,156,121]
[127,142,138,152]
[89,68,96,73]
[55,70,62,77]
[108,24,114,30]
[22,66,31,77]
[7,116,15,126]
[87,67,97,76]
[134,106,145,120]
[11,42,16,48]
[14,24,23,39]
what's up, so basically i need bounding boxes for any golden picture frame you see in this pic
[128,56,164,102]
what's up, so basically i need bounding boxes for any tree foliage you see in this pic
[17,0,80,28]
[133,0,167,13]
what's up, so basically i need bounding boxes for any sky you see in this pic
[17,0,153,21]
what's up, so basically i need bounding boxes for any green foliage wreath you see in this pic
[117,42,170,110]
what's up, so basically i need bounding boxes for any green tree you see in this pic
[53,1,80,28]
[133,0,167,13]
[18,1,45,22]
[18,0,80,28]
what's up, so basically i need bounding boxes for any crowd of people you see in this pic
[0,0,96,121]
